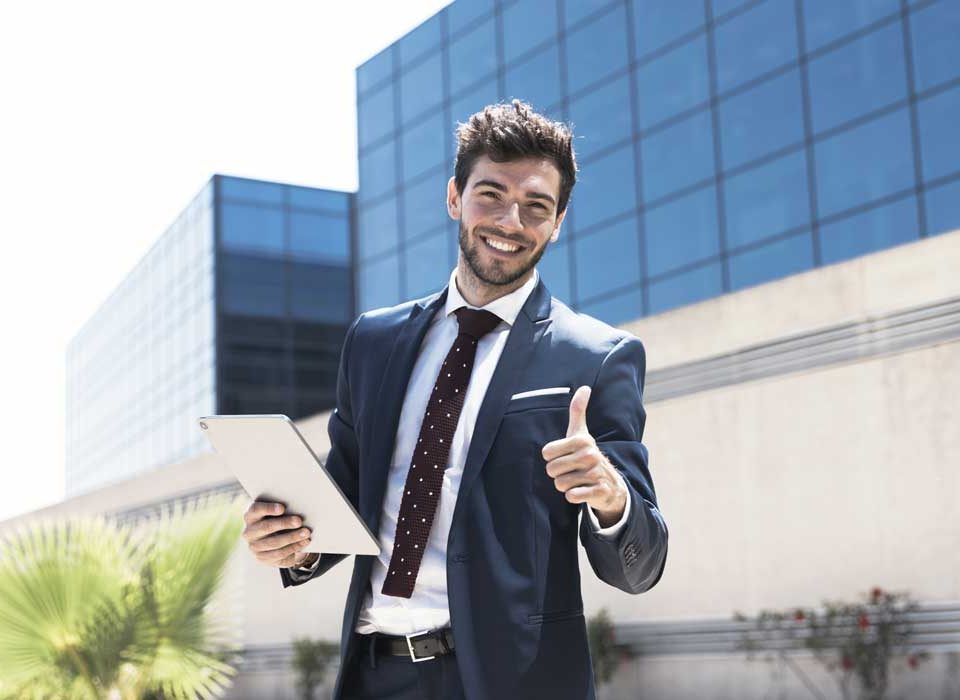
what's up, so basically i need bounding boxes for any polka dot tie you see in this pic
[381,306,502,598]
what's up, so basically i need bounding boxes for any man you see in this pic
[243,100,668,699]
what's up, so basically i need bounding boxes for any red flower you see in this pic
[858,613,870,630]
[841,655,853,670]
[871,587,884,603]
[908,655,919,670]
[793,609,805,622]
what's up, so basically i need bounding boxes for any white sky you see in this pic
[0,0,451,523]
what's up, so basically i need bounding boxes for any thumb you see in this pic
[566,385,591,437]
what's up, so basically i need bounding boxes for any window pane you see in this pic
[503,0,558,64]
[448,0,495,37]
[725,151,811,248]
[918,85,960,183]
[803,0,899,52]
[400,52,444,125]
[221,255,285,316]
[636,35,709,129]
[358,46,393,94]
[808,23,907,134]
[820,195,919,264]
[578,286,644,326]
[403,169,450,241]
[925,179,960,237]
[288,187,348,213]
[358,196,399,259]
[569,144,637,232]
[399,13,442,67]
[641,110,715,202]
[289,262,351,323]
[505,42,563,113]
[648,262,723,314]
[449,17,498,96]
[450,80,500,133]
[711,0,750,19]
[537,239,572,302]
[645,185,720,276]
[359,254,402,312]
[359,139,397,202]
[568,75,633,164]
[574,215,642,300]
[219,177,284,205]
[910,1,960,92]
[728,230,814,291]
[719,68,804,169]
[634,0,705,57]
[814,108,914,217]
[714,0,798,93]
[405,229,447,298]
[565,4,630,95]
[402,112,446,182]
[358,83,395,148]
[221,203,284,256]
[289,211,350,263]
[564,0,619,28]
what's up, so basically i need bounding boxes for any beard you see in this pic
[458,221,551,287]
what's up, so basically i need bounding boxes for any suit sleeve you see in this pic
[578,334,668,594]
[280,312,364,588]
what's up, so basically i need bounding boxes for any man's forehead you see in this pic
[468,155,561,190]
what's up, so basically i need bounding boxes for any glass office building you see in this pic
[66,175,353,497]
[354,0,960,325]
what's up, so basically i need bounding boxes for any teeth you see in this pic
[483,236,520,252]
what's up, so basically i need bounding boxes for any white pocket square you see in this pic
[509,387,571,401]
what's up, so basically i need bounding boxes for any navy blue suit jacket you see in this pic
[280,274,668,699]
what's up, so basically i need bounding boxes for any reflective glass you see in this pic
[449,17,498,96]
[645,184,719,276]
[803,0,900,52]
[910,1,960,92]
[537,238,572,302]
[399,13,442,67]
[641,110,714,202]
[503,0,559,64]
[636,35,709,129]
[728,230,813,291]
[918,86,960,183]
[448,0,495,37]
[633,0,705,57]
[714,0,798,93]
[820,195,919,264]
[569,144,637,232]
[565,3,630,95]
[808,23,907,133]
[564,0,619,28]
[221,255,285,316]
[358,83,395,148]
[505,42,563,113]
[815,108,914,216]
[359,254,402,311]
[400,52,444,125]
[359,139,397,202]
[289,262,351,323]
[648,262,723,314]
[402,112,446,182]
[358,46,393,94]
[568,75,633,163]
[405,229,448,298]
[288,187,349,212]
[404,169,450,241]
[574,215,642,300]
[578,286,644,325]
[220,177,284,205]
[289,211,350,263]
[725,151,811,248]
[711,0,751,20]
[718,68,804,169]
[924,179,960,237]
[450,80,500,130]
[221,203,284,255]
[358,196,400,259]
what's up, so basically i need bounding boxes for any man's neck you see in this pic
[455,262,533,307]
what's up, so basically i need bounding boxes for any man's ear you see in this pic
[550,208,567,243]
[447,177,461,220]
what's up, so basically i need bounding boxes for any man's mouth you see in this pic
[479,234,524,255]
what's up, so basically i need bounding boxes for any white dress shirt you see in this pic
[292,266,630,635]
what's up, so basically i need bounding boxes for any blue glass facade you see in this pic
[354,0,960,325]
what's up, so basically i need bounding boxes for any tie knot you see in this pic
[454,306,501,340]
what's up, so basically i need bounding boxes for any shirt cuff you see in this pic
[288,554,321,580]
[586,471,631,539]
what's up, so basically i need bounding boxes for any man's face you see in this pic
[447,155,567,287]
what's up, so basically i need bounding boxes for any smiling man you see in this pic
[243,100,668,700]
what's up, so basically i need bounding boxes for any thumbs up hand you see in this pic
[541,385,628,527]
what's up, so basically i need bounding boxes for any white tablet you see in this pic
[198,414,379,556]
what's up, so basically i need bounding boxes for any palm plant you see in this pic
[0,493,246,699]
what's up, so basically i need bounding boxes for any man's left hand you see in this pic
[541,385,628,527]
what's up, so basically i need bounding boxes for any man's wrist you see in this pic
[293,552,320,570]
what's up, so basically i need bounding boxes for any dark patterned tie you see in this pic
[381,306,502,598]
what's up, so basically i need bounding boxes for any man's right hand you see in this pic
[242,501,316,569]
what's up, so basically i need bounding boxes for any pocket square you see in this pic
[509,386,571,401]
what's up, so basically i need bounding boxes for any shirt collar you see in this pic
[443,266,540,328]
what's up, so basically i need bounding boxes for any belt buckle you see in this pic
[405,629,437,663]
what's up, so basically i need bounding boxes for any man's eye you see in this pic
[481,191,499,199]
[529,202,547,210]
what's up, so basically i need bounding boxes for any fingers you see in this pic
[542,432,593,463]
[565,385,591,437]
[243,500,285,525]
[544,444,602,478]
[548,465,605,494]
[256,533,313,567]
[250,525,312,553]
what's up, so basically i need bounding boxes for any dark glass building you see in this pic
[66,175,354,497]
[354,0,960,324]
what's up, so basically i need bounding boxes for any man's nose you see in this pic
[495,201,523,231]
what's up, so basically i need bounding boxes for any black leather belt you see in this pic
[357,627,455,662]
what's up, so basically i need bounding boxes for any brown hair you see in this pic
[453,99,578,216]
